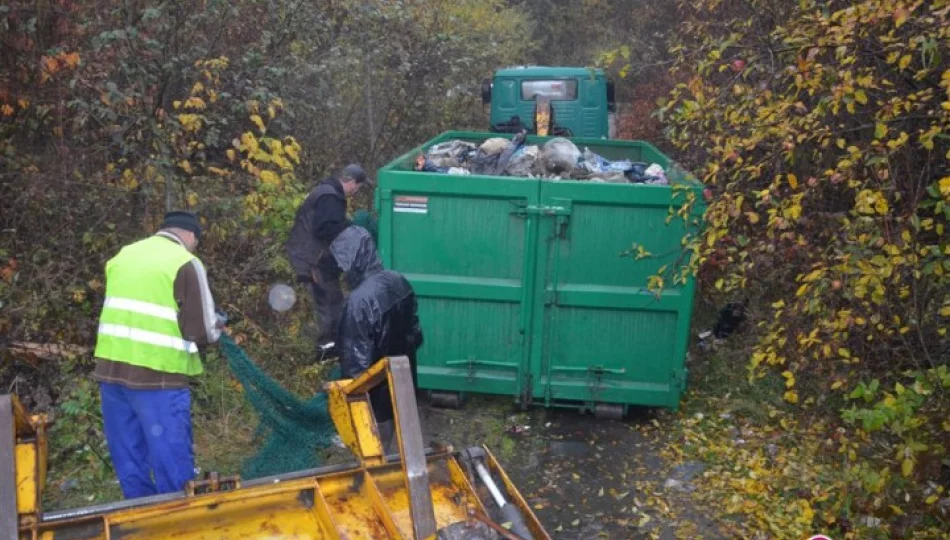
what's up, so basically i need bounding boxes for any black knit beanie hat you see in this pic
[160,211,202,239]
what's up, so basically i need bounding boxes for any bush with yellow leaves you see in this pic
[658,0,950,536]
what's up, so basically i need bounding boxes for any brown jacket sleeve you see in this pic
[174,258,221,347]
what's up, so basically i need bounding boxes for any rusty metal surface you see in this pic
[104,487,327,540]
[41,491,188,522]
[26,450,547,540]
[185,471,241,496]
[363,469,404,538]
[41,521,106,539]
[38,452,440,525]
[8,353,550,539]
[390,356,437,539]
[323,474,389,540]
[1,395,19,540]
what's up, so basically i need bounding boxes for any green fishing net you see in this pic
[218,334,341,479]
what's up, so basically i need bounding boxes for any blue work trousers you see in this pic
[99,382,195,499]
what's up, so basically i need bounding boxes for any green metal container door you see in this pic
[529,181,696,410]
[376,132,704,411]
[376,173,538,400]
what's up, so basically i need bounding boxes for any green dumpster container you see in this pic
[375,131,705,412]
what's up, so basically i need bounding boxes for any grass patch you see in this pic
[191,350,258,476]
[42,378,121,510]
[689,347,787,425]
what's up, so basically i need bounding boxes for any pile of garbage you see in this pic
[413,134,669,185]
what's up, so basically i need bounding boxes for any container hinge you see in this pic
[465,357,475,382]
[520,373,532,411]
[445,358,520,382]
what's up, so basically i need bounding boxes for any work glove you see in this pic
[214,308,229,329]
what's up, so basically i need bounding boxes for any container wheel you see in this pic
[593,403,624,420]
[430,391,464,409]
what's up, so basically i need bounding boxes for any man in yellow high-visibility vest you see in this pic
[92,211,223,498]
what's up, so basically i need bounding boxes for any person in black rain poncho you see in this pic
[329,226,424,450]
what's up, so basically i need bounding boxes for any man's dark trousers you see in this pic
[308,258,344,345]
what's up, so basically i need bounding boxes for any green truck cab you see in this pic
[482,66,617,139]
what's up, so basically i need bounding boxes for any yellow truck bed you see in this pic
[4,356,549,540]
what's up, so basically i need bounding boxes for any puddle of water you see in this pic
[548,441,592,458]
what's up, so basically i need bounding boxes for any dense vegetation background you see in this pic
[1,1,946,537]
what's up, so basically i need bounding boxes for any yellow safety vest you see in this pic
[93,235,204,375]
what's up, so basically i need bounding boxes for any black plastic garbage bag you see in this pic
[625,162,668,184]
[625,162,651,183]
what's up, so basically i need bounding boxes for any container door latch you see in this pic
[510,201,571,217]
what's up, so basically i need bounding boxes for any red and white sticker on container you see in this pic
[394,196,428,214]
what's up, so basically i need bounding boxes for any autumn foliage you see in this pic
[0,0,531,348]
[2,0,949,535]
[661,0,949,535]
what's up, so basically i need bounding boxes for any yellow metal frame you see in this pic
[2,395,49,529]
[325,357,391,466]
[6,356,551,540]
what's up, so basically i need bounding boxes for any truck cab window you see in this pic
[521,79,578,101]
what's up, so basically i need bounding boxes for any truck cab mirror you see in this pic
[606,79,616,112]
[481,79,492,104]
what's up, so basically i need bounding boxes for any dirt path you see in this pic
[416,395,727,539]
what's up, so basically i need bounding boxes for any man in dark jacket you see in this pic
[285,164,373,353]
[331,226,423,450]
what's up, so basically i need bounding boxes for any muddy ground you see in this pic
[405,394,725,539]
